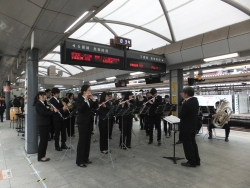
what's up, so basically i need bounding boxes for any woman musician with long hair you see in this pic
[119,91,135,149]
[98,91,112,154]
[76,85,98,168]
[33,91,58,162]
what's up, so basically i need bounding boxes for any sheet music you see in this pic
[163,115,180,124]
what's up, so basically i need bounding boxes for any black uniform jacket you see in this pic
[98,101,112,120]
[76,95,98,124]
[179,97,199,134]
[148,95,162,116]
[0,100,6,112]
[49,97,65,121]
[35,101,55,126]
[163,101,172,116]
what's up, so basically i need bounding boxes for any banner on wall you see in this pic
[195,95,232,109]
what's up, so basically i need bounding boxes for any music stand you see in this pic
[96,106,115,168]
[161,104,174,144]
[115,106,135,160]
[133,106,153,153]
[163,115,184,164]
[60,111,76,162]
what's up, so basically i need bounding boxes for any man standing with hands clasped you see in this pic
[179,87,200,167]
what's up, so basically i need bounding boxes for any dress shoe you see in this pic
[38,158,50,162]
[126,146,131,149]
[84,160,92,164]
[158,141,162,146]
[175,140,182,144]
[181,162,196,167]
[196,162,201,166]
[148,141,153,144]
[77,164,87,168]
[208,136,212,139]
[55,147,62,151]
[225,137,229,142]
[61,145,70,149]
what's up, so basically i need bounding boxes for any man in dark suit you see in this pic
[163,95,172,138]
[176,92,185,144]
[0,96,6,122]
[49,88,68,151]
[148,88,162,146]
[179,87,200,167]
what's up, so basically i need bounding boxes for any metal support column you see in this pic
[170,69,183,116]
[25,48,39,154]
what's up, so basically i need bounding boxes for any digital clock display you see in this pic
[126,59,166,73]
[62,49,124,69]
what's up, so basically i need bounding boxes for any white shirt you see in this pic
[83,96,90,107]
[40,100,45,106]
[53,96,59,103]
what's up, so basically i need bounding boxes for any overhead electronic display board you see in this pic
[61,39,124,69]
[126,51,166,73]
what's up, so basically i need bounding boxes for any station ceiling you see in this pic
[0,0,250,86]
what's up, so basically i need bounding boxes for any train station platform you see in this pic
[0,120,249,188]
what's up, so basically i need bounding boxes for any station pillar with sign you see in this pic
[25,48,39,154]
[170,69,183,116]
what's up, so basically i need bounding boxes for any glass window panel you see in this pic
[69,23,113,45]
[105,23,134,36]
[82,66,95,71]
[102,0,164,26]
[234,0,250,9]
[163,0,192,12]
[69,23,97,39]
[43,53,61,61]
[121,29,168,51]
[61,65,82,75]
[169,0,249,41]
[53,45,60,52]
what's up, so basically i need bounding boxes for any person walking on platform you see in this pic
[0,96,6,122]
[34,91,58,162]
[179,87,200,168]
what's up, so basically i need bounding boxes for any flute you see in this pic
[143,95,157,106]
[119,98,133,105]
[99,99,111,107]
[47,101,65,120]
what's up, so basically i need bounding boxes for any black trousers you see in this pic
[182,132,200,165]
[208,123,230,138]
[38,126,49,160]
[163,120,172,136]
[49,116,54,139]
[109,118,114,138]
[149,116,161,142]
[0,111,4,122]
[99,119,108,151]
[140,114,145,129]
[76,121,92,164]
[54,120,66,148]
[144,115,149,134]
[120,116,133,147]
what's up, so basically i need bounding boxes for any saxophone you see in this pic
[212,99,232,128]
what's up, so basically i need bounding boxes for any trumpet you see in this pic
[143,95,157,106]
[47,101,65,120]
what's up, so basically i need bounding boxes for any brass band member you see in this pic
[163,95,172,138]
[45,89,54,140]
[143,92,152,136]
[76,85,98,168]
[208,101,230,142]
[98,91,111,154]
[107,93,114,139]
[119,91,135,149]
[34,91,58,162]
[50,88,68,151]
[148,88,162,145]
[118,92,126,131]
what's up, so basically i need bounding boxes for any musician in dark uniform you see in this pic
[0,96,6,122]
[208,101,230,142]
[163,95,172,138]
[107,93,114,139]
[143,92,152,136]
[34,91,58,162]
[98,91,112,154]
[76,85,98,168]
[119,91,135,149]
[49,88,68,151]
[180,87,200,167]
[45,89,54,140]
[118,92,125,130]
[148,88,162,145]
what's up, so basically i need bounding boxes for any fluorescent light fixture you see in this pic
[16,77,19,79]
[130,72,144,75]
[106,76,116,80]
[203,53,238,62]
[89,80,97,83]
[54,85,64,87]
[59,87,66,90]
[64,11,92,33]
[21,71,25,74]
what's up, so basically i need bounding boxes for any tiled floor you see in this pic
[0,120,250,188]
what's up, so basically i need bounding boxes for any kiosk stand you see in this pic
[163,115,184,164]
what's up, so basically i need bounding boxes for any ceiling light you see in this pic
[106,76,116,80]
[89,80,97,83]
[130,72,144,75]
[203,53,238,62]
[21,71,25,74]
[58,87,66,90]
[54,85,64,87]
[64,11,93,33]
